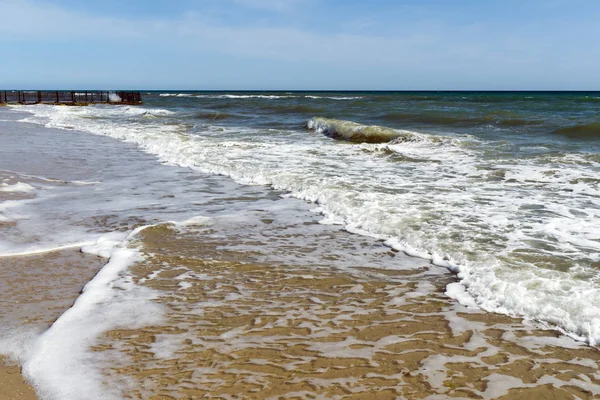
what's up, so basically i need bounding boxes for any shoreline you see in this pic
[2,105,600,398]
[0,244,108,400]
[0,166,126,400]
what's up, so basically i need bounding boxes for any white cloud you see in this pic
[231,0,313,12]
[0,0,454,68]
[0,0,142,39]
[1,0,599,89]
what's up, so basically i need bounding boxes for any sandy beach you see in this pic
[3,240,600,398]
[3,0,600,396]
[1,95,600,398]
[88,224,599,399]
[0,356,36,399]
[0,247,106,400]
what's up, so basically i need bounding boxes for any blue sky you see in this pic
[1,0,599,90]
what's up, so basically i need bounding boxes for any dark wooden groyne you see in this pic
[0,91,142,105]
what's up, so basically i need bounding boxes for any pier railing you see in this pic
[0,91,142,105]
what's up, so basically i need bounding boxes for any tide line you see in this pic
[0,241,96,258]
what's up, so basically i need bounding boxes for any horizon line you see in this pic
[2,89,600,93]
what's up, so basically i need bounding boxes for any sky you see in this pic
[1,0,599,90]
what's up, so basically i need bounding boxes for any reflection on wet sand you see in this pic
[93,226,600,399]
[2,114,600,399]
[0,249,106,399]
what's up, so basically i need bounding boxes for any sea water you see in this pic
[1,91,600,399]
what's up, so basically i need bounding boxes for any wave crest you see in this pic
[159,93,194,98]
[307,117,431,144]
[554,122,600,139]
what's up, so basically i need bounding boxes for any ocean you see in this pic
[1,91,600,399]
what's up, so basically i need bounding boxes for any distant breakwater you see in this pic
[0,91,142,105]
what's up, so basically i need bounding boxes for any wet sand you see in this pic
[2,110,600,399]
[0,356,36,399]
[0,249,106,400]
[2,192,599,399]
[86,224,600,399]
[4,246,599,399]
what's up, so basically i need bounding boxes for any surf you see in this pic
[307,117,432,144]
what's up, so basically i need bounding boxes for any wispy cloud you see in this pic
[1,0,599,89]
[0,0,142,39]
[0,0,528,66]
[231,0,310,12]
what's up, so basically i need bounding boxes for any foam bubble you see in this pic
[445,282,478,308]
[0,182,35,192]
[304,95,363,100]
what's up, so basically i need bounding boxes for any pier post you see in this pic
[0,90,141,105]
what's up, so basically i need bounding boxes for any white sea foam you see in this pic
[177,215,213,226]
[148,334,184,360]
[210,94,296,99]
[162,94,299,100]
[0,241,95,258]
[159,93,361,100]
[304,95,363,100]
[108,92,122,103]
[159,93,194,97]
[22,230,166,400]
[14,103,600,344]
[445,282,478,308]
[0,182,35,192]
[0,197,34,226]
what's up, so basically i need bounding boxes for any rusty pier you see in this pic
[0,91,142,105]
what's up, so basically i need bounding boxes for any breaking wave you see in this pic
[13,102,600,346]
[307,117,436,144]
[204,94,296,100]
[159,93,194,98]
[554,121,600,139]
[158,93,363,101]
[304,95,363,100]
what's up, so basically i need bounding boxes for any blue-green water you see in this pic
[148,91,600,146]
[13,91,600,343]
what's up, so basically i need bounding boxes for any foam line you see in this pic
[14,102,600,345]
[0,182,35,192]
[22,230,165,400]
[0,242,96,258]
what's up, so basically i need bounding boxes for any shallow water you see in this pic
[1,93,600,398]
[11,91,600,344]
